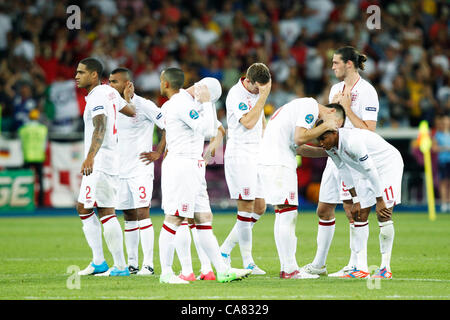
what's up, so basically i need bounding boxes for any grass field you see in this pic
[0,211,449,301]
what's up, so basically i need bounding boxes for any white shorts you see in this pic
[78,170,118,209]
[356,160,403,209]
[259,165,298,206]
[116,173,154,210]
[225,156,264,200]
[318,158,351,204]
[161,156,211,218]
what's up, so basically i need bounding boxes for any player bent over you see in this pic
[75,58,136,276]
[258,97,345,279]
[314,124,403,278]
[109,67,166,275]
[158,68,251,284]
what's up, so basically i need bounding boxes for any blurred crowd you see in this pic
[0,0,448,134]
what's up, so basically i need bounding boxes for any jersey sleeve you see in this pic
[328,84,339,104]
[141,97,165,130]
[326,149,355,189]
[86,90,107,118]
[295,98,319,129]
[227,91,250,121]
[359,85,379,121]
[345,133,383,197]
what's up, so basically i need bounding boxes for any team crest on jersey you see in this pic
[182,204,189,212]
[189,109,199,119]
[289,192,295,201]
[239,102,248,111]
[351,92,358,102]
[243,187,250,196]
[305,114,314,124]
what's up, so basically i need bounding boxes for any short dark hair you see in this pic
[246,63,271,84]
[315,119,336,141]
[80,57,104,77]
[111,67,133,81]
[325,103,346,122]
[335,46,367,70]
[162,68,185,89]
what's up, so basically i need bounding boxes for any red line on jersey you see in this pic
[140,224,153,230]
[181,222,188,226]
[189,224,196,229]
[100,215,117,224]
[162,224,176,235]
[124,227,139,232]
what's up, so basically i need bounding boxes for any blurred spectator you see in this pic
[18,109,48,207]
[385,75,411,128]
[5,75,38,131]
[432,113,450,213]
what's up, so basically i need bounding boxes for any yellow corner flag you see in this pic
[418,120,436,221]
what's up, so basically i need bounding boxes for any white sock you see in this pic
[159,222,178,276]
[312,218,336,268]
[274,211,284,272]
[80,211,105,265]
[236,211,254,267]
[276,207,299,273]
[190,223,212,273]
[353,221,369,272]
[196,222,228,274]
[251,212,261,226]
[124,220,139,268]
[348,223,357,268]
[174,223,193,275]
[379,220,394,271]
[100,214,126,270]
[220,221,239,255]
[139,218,154,267]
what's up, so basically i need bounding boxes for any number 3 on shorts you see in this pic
[139,186,146,199]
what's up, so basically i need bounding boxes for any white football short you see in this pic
[259,165,298,206]
[224,156,264,200]
[355,158,403,209]
[161,156,211,218]
[318,157,351,204]
[116,173,154,210]
[78,170,118,209]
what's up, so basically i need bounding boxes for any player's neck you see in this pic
[86,82,101,94]
[166,89,180,99]
[344,72,360,89]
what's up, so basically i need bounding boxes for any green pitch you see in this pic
[0,212,449,300]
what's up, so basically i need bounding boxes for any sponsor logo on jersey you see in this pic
[359,154,369,161]
[93,105,104,112]
[156,112,163,120]
[189,109,199,119]
[305,114,314,124]
[365,107,377,111]
[238,102,248,111]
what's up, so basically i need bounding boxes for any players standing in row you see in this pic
[75,58,136,277]
[109,67,166,276]
[157,68,251,284]
[220,63,271,274]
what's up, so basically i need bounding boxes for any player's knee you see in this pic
[316,202,335,220]
[76,202,90,215]
[254,199,266,215]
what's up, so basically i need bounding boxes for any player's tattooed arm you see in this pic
[81,114,106,175]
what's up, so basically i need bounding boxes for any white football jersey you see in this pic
[83,84,126,175]
[259,98,319,169]
[329,77,379,128]
[225,77,262,156]
[117,94,165,179]
[162,89,208,160]
[326,128,403,197]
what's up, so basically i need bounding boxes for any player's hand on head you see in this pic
[124,82,135,102]
[256,78,272,96]
[195,84,211,103]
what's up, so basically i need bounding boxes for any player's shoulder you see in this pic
[357,77,377,94]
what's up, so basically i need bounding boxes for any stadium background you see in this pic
[0,0,448,214]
